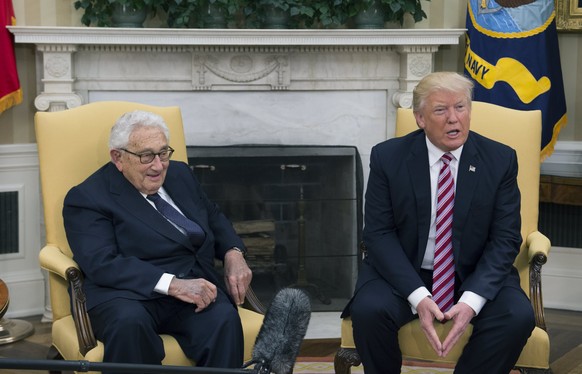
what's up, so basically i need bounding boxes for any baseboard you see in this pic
[542,246,582,311]
[1,269,45,318]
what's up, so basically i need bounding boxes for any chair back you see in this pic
[395,101,542,293]
[35,101,187,320]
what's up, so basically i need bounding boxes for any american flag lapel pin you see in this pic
[469,165,476,172]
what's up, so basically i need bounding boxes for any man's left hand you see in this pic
[224,249,252,305]
[441,302,475,357]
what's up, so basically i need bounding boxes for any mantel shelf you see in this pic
[9,26,465,47]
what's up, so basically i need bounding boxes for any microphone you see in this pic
[245,288,311,374]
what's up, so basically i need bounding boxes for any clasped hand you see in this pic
[416,297,475,357]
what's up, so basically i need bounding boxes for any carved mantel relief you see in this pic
[192,52,290,90]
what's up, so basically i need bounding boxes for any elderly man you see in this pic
[343,72,535,373]
[63,110,251,372]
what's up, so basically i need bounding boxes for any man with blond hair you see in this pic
[343,72,535,373]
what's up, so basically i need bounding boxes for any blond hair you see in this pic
[412,72,474,113]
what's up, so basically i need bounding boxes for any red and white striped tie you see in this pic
[433,152,455,312]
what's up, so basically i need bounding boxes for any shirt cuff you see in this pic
[459,291,487,315]
[154,273,175,295]
[408,286,431,314]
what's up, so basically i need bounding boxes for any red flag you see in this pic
[0,0,22,113]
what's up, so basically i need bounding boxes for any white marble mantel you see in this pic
[10,25,464,188]
[10,26,464,112]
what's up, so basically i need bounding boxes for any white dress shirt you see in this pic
[142,187,179,295]
[407,138,486,315]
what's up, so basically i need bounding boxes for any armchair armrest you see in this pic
[525,230,551,331]
[38,245,98,355]
[526,231,551,260]
[66,266,97,355]
[39,245,79,276]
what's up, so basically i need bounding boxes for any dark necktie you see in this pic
[433,152,455,312]
[147,193,206,247]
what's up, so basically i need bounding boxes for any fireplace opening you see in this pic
[187,145,363,312]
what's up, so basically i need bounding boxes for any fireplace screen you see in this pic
[188,145,363,312]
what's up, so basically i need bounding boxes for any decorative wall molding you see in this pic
[0,144,45,318]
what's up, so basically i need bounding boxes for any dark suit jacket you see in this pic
[346,129,523,314]
[63,160,245,311]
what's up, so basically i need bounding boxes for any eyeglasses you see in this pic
[120,147,175,164]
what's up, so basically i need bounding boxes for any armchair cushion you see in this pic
[52,309,264,367]
[340,318,550,369]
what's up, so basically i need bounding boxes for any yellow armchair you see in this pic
[35,101,265,372]
[335,102,551,373]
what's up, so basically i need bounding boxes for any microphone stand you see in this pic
[0,358,257,374]
[242,359,270,374]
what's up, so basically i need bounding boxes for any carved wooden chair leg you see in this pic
[46,344,63,374]
[46,344,62,360]
[334,347,361,374]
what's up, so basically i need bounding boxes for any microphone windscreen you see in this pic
[251,288,311,374]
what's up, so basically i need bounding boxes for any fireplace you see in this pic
[188,145,363,311]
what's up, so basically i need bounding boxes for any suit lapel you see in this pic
[406,132,432,258]
[162,166,210,248]
[454,133,480,255]
[106,164,194,250]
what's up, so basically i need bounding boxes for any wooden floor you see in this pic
[544,308,582,373]
[0,308,581,373]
